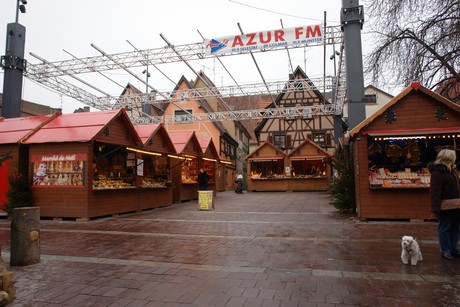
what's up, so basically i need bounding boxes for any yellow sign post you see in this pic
[198,191,214,211]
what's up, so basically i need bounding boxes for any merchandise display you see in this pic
[181,159,198,183]
[140,155,171,188]
[249,159,285,179]
[367,134,458,189]
[92,142,136,190]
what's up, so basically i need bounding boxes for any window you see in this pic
[364,94,377,104]
[220,137,236,160]
[174,109,193,124]
[313,132,326,147]
[273,134,286,148]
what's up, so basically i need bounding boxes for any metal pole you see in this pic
[341,0,366,129]
[15,0,19,23]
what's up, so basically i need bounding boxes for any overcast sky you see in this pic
[1,0,372,113]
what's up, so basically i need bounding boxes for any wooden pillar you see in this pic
[10,207,40,266]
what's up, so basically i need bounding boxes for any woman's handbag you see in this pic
[441,198,460,210]
[440,173,460,210]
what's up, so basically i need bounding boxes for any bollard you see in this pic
[10,207,40,266]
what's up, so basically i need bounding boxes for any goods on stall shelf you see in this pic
[140,155,171,188]
[366,134,458,189]
[92,142,136,190]
[181,159,198,183]
[368,167,431,189]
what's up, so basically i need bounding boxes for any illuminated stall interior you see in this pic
[92,142,136,189]
[367,133,459,188]
[134,124,176,189]
[288,138,330,178]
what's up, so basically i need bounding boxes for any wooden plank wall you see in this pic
[29,143,90,218]
[353,91,460,220]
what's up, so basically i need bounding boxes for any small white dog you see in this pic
[401,235,423,266]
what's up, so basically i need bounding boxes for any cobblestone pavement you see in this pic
[1,191,459,306]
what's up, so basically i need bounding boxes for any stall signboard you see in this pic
[137,159,144,176]
[31,154,86,188]
[205,24,323,56]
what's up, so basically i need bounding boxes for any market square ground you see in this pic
[1,191,459,306]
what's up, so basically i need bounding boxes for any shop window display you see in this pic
[92,142,136,190]
[367,134,459,188]
[250,159,285,179]
[290,159,327,178]
[181,159,198,183]
[141,155,171,188]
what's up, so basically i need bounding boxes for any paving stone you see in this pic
[0,191,459,306]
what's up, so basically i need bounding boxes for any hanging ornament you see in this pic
[435,106,448,121]
[385,108,396,124]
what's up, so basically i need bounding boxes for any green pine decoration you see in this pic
[2,173,35,215]
[328,142,356,213]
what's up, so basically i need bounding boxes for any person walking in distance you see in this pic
[428,149,460,261]
[235,172,243,194]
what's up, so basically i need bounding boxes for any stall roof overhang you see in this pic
[22,108,141,144]
[349,82,460,138]
[0,114,56,144]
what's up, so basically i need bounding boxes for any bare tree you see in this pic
[365,0,460,102]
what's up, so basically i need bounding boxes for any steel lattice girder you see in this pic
[25,26,342,78]
[129,105,339,125]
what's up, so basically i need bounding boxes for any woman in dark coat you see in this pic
[197,168,210,191]
[428,149,460,261]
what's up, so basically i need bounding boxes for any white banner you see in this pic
[205,24,323,56]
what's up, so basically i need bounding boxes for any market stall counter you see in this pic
[349,82,460,221]
[22,109,145,220]
[169,131,203,203]
[247,141,289,191]
[134,123,177,209]
[287,138,331,191]
[197,136,219,196]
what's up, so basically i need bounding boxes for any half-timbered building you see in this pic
[254,66,336,155]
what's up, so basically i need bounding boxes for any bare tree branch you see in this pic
[364,0,460,102]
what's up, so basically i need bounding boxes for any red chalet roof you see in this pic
[0,114,56,144]
[134,123,176,154]
[22,109,140,144]
[196,136,219,159]
[168,131,202,155]
[197,137,211,152]
[134,124,160,144]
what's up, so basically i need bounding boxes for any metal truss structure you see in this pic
[23,25,346,122]
[130,104,337,125]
